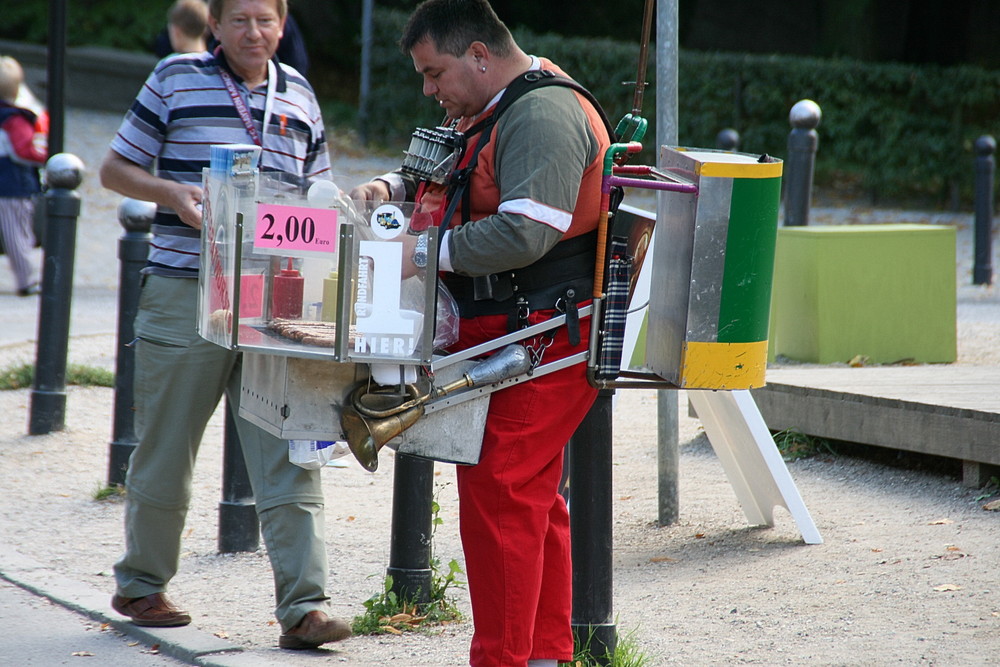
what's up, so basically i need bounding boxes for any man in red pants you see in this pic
[351,1,610,664]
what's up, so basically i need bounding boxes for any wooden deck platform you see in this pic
[749,365,1000,487]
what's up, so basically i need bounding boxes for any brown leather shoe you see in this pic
[111,592,192,627]
[279,610,352,649]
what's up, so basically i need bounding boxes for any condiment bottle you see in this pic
[320,269,339,322]
[271,257,304,319]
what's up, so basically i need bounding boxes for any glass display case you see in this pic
[197,157,439,367]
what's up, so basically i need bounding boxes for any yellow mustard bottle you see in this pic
[320,269,339,322]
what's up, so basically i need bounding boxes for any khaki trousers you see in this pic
[113,275,330,631]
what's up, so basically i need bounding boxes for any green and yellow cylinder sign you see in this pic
[646,147,782,389]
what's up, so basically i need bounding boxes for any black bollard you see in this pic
[106,199,154,486]
[716,128,740,151]
[784,99,821,227]
[973,135,995,286]
[29,153,84,435]
[217,402,260,553]
[569,389,616,666]
[387,453,434,604]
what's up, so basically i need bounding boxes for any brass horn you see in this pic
[341,384,429,472]
[341,344,532,471]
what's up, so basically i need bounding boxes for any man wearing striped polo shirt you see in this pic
[99,0,349,650]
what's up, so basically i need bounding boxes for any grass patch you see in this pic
[351,565,464,636]
[772,428,836,461]
[0,363,114,390]
[352,498,465,635]
[66,364,115,387]
[568,624,651,667]
[0,364,33,390]
[93,483,125,501]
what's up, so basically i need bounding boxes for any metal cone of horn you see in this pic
[341,344,532,471]
[342,393,426,472]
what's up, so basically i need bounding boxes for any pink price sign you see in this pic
[254,203,338,254]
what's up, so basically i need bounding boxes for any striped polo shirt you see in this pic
[110,49,332,277]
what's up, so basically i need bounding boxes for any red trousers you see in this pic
[452,307,597,667]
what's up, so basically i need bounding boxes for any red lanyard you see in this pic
[219,68,263,147]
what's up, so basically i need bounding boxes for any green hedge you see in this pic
[1,1,163,53]
[365,9,1000,208]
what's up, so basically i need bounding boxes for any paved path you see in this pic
[0,570,189,666]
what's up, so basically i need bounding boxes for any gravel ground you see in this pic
[0,108,998,665]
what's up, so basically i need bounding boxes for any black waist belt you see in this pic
[444,231,597,318]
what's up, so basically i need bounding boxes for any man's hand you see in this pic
[349,180,390,203]
[165,183,205,229]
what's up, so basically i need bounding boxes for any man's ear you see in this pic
[207,16,221,43]
[467,41,489,62]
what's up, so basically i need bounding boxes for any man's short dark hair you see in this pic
[400,0,514,58]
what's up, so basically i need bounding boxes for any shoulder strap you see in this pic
[465,70,616,148]
[444,70,617,226]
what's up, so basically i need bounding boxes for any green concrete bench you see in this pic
[768,224,957,364]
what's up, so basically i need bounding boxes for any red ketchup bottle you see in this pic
[271,258,304,319]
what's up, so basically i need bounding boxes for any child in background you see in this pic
[0,55,48,296]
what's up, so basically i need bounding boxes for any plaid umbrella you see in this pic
[596,237,632,379]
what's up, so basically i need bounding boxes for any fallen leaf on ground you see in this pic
[380,625,403,635]
[649,556,678,563]
[933,583,962,592]
[71,651,95,657]
[694,533,706,539]
[983,500,1000,511]
[928,518,953,525]
[214,631,229,639]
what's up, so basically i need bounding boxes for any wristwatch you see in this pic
[412,233,429,269]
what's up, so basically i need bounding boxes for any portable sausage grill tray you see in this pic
[198,143,782,469]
